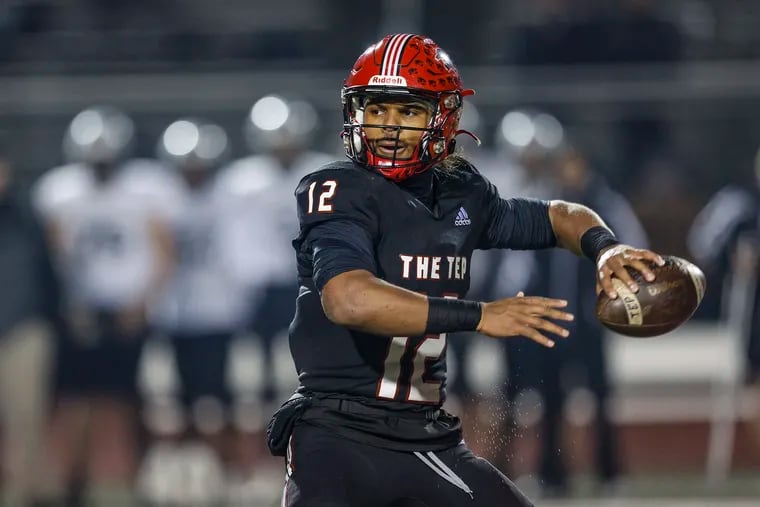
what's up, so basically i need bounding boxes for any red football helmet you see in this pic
[342,34,475,182]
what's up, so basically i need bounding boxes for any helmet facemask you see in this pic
[342,88,463,182]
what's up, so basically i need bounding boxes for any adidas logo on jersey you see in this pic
[454,207,471,226]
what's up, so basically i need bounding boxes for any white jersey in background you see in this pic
[217,151,334,288]
[32,159,182,311]
[149,180,258,335]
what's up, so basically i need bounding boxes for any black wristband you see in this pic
[580,226,620,262]
[425,297,482,335]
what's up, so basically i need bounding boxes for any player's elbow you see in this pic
[320,270,375,328]
[323,296,365,328]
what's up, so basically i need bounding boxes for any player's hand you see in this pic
[596,244,665,299]
[476,292,574,348]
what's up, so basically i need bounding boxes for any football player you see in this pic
[269,34,665,506]
[149,118,249,485]
[32,106,179,506]
[688,147,760,382]
[503,140,650,495]
[461,108,563,471]
[0,144,62,507]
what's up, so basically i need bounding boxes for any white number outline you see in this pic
[376,295,457,404]
[307,180,337,213]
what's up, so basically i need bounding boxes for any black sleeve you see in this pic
[293,167,380,291]
[307,220,377,292]
[294,168,379,237]
[478,180,556,250]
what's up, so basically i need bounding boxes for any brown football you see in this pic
[595,255,706,338]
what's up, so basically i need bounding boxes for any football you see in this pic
[595,255,706,338]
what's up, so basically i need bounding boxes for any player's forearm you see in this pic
[321,270,429,335]
[548,200,612,256]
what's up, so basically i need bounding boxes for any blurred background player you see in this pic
[217,95,333,408]
[469,108,566,309]
[464,107,566,477]
[688,146,760,384]
[31,106,177,507]
[500,130,649,497]
[0,141,62,507]
[143,118,255,504]
[492,108,565,198]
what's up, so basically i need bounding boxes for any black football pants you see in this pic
[280,422,534,507]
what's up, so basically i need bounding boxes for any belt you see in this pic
[313,396,442,422]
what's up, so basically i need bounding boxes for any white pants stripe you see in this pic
[413,450,474,498]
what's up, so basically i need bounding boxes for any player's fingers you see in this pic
[624,258,657,282]
[636,249,666,266]
[520,327,555,348]
[541,308,575,322]
[598,267,618,299]
[624,248,664,266]
[514,296,568,307]
[612,264,639,293]
[519,303,574,321]
[527,316,570,338]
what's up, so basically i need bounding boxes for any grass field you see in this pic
[4,471,755,506]
[211,469,760,507]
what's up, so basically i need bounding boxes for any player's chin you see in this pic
[372,146,412,159]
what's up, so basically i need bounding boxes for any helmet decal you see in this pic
[380,33,414,77]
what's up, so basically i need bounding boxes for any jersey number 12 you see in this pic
[377,333,447,404]
[377,295,459,404]
[307,180,337,213]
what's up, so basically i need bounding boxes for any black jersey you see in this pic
[289,159,554,449]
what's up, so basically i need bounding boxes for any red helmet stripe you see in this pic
[382,33,413,76]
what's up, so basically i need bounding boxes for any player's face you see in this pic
[363,100,433,160]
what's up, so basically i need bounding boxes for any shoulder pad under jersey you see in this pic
[295,160,381,234]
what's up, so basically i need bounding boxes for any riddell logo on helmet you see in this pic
[369,75,408,86]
